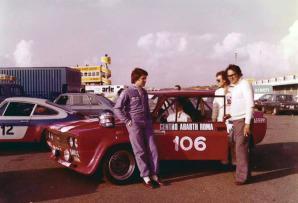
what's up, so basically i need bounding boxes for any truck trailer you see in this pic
[0,67,81,101]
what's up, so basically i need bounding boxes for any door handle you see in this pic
[154,130,165,135]
[20,120,29,123]
[215,127,226,131]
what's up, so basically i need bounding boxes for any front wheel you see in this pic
[272,107,279,115]
[103,146,137,185]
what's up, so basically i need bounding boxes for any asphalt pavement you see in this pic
[0,114,297,203]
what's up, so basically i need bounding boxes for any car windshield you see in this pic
[94,95,115,107]
[46,100,73,112]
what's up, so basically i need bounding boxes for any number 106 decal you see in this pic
[173,136,206,151]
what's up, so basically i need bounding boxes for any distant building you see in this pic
[72,54,112,86]
[72,65,111,85]
[253,74,298,99]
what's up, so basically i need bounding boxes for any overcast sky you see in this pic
[0,0,298,88]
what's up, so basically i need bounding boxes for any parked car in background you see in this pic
[54,93,114,118]
[46,90,267,185]
[255,94,298,115]
[0,97,84,144]
[0,83,26,103]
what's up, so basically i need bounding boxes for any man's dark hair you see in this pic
[131,68,148,84]
[216,71,230,85]
[117,88,124,95]
[175,85,181,90]
[225,64,243,77]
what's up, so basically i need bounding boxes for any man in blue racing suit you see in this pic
[114,68,165,189]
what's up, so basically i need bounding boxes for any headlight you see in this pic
[99,110,115,128]
[52,149,59,156]
[63,149,71,161]
[68,137,74,147]
[74,138,78,148]
[48,132,54,141]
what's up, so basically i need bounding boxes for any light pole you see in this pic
[235,52,238,64]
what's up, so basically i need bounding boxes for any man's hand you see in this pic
[244,124,251,137]
[126,120,132,126]
[223,114,231,121]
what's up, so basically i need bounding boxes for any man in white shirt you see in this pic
[224,64,254,186]
[167,100,191,122]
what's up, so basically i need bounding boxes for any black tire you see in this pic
[103,146,137,185]
[272,107,279,115]
[39,131,50,151]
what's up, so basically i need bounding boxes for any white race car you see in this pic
[0,97,84,144]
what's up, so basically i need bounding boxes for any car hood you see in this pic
[48,118,101,133]
[48,118,125,134]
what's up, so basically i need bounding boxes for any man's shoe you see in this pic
[152,179,167,186]
[235,181,248,186]
[143,181,155,189]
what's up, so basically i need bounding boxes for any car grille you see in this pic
[50,131,69,148]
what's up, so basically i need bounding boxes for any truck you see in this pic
[0,67,81,101]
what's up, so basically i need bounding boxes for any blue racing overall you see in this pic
[114,85,159,177]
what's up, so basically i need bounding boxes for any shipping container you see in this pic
[0,67,81,101]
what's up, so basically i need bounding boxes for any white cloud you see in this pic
[138,31,190,53]
[281,20,298,70]
[213,32,244,58]
[13,40,34,67]
[84,0,122,7]
[137,33,154,49]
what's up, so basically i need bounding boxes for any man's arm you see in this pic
[243,81,254,124]
[212,98,219,122]
[113,90,130,124]
[243,81,254,136]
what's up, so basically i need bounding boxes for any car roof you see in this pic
[263,93,293,96]
[4,97,48,103]
[58,93,98,96]
[148,90,215,97]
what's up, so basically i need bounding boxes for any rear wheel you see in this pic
[103,146,137,185]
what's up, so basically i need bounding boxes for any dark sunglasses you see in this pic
[227,73,237,79]
[216,79,221,82]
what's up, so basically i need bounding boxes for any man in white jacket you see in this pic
[224,64,254,186]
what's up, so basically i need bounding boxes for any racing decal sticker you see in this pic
[160,123,214,131]
[254,118,266,123]
[70,149,80,157]
[0,125,27,140]
[131,96,139,101]
[1,125,14,135]
[173,136,207,151]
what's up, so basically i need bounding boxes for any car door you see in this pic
[0,101,35,140]
[151,95,228,161]
[72,95,91,117]
[88,95,102,117]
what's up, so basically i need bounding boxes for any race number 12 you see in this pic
[173,136,206,151]
[1,125,14,135]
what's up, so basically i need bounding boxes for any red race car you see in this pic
[46,91,267,184]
